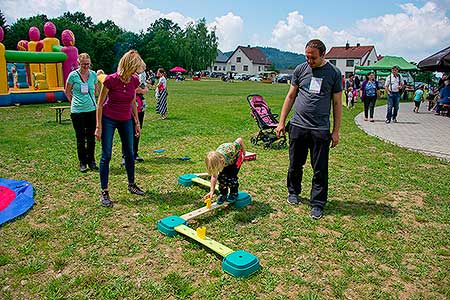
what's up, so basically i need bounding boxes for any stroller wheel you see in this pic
[250,136,258,145]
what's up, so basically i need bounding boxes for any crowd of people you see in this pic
[63,41,448,218]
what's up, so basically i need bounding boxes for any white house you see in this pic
[226,46,272,75]
[208,50,228,73]
[325,43,378,78]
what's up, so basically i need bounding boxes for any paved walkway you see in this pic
[355,103,450,162]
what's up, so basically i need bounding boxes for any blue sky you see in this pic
[3,0,450,61]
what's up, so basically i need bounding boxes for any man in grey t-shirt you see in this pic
[276,39,342,219]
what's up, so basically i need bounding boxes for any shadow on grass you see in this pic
[327,200,397,217]
[123,189,200,207]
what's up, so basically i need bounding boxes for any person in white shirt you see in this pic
[384,66,403,123]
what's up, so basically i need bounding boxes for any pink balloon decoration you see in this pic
[29,26,40,41]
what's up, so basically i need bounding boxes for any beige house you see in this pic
[226,46,272,75]
[208,50,228,73]
[325,43,378,78]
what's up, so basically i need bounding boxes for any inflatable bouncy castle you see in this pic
[0,22,79,106]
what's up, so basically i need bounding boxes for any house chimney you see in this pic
[356,43,360,47]
[345,41,349,49]
[247,45,251,48]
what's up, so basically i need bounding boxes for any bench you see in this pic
[50,106,70,123]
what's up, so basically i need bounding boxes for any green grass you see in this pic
[0,79,449,299]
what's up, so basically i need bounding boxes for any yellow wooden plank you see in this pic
[175,224,234,257]
[191,177,219,191]
[180,202,229,221]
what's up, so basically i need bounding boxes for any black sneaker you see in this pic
[88,161,99,171]
[128,183,145,196]
[393,118,398,123]
[287,194,299,205]
[135,156,144,162]
[80,163,88,173]
[216,194,227,205]
[310,206,323,220]
[227,193,238,203]
[100,190,113,207]
[385,119,391,124]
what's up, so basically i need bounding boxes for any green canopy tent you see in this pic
[355,55,418,72]
[355,69,390,77]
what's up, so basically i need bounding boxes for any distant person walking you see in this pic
[65,53,99,172]
[360,71,380,122]
[276,39,342,220]
[413,85,424,113]
[384,66,403,123]
[155,68,168,120]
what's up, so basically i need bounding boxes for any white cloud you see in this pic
[269,11,369,55]
[270,2,450,62]
[208,12,244,51]
[355,1,450,61]
[3,0,194,32]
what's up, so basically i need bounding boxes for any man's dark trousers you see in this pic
[287,124,331,208]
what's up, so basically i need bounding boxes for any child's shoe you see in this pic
[227,193,238,203]
[216,194,227,205]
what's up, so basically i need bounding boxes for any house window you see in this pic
[346,60,354,67]
[243,65,248,71]
[367,60,371,66]
[329,60,336,65]
[231,65,235,71]
[258,66,261,71]
[237,57,241,63]
[214,66,217,71]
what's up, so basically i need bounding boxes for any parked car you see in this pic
[248,76,262,82]
[233,73,246,80]
[210,72,225,78]
[277,74,292,83]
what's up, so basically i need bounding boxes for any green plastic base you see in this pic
[157,215,187,237]
[222,250,261,278]
[178,173,199,187]
[233,191,252,208]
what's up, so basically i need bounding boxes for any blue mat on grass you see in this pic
[0,178,34,226]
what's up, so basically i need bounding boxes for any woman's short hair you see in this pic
[78,53,91,63]
[157,68,166,76]
[117,50,146,81]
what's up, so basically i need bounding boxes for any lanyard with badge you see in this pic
[309,76,323,94]
[77,71,96,107]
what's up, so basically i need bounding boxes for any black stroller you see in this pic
[247,94,287,149]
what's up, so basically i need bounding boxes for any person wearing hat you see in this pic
[384,66,403,123]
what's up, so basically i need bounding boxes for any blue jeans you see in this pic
[386,92,400,121]
[99,116,135,190]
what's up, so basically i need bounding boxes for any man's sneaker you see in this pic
[227,193,238,203]
[80,163,88,173]
[216,194,227,205]
[128,183,145,196]
[287,194,299,205]
[135,156,144,162]
[310,206,323,220]
[88,161,99,171]
[100,190,113,207]
[385,119,391,124]
[393,118,398,123]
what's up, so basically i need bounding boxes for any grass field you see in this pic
[0,79,449,299]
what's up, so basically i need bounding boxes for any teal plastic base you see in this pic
[233,191,252,208]
[222,250,260,278]
[178,173,199,187]
[157,215,187,237]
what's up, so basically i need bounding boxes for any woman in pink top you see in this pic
[95,50,146,207]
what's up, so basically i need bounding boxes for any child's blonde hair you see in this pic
[205,151,225,176]
[117,50,146,82]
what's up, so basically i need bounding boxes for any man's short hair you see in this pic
[305,39,326,56]
[392,65,399,70]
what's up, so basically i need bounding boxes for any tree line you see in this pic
[0,11,218,74]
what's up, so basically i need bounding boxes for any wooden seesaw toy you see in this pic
[157,173,260,278]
